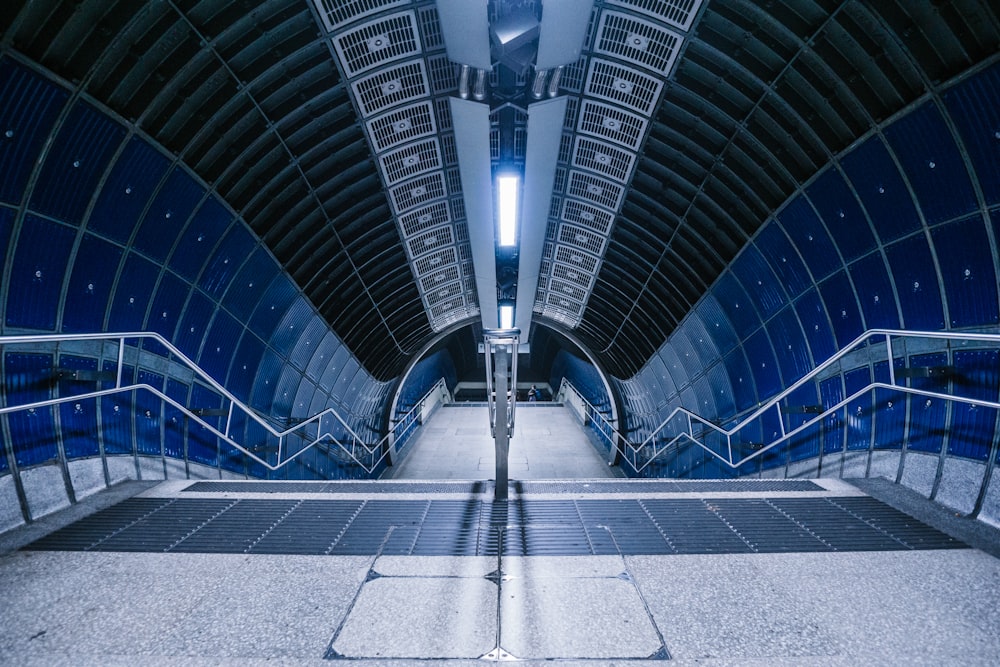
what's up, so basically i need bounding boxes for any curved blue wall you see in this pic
[620,60,1000,493]
[0,57,389,482]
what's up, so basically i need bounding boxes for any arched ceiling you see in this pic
[2,0,998,381]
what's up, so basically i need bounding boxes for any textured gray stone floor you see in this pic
[385,403,622,480]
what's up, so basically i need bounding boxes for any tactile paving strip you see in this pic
[26,496,965,556]
[181,479,823,494]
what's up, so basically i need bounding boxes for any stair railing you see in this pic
[0,332,443,474]
[558,329,1000,474]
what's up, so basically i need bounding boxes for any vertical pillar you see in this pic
[494,347,509,501]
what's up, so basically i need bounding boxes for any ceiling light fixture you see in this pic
[497,174,519,247]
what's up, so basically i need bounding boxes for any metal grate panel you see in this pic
[572,135,636,183]
[413,246,458,274]
[312,0,409,33]
[594,10,683,76]
[417,5,444,50]
[562,198,615,234]
[379,138,442,185]
[567,169,626,210]
[545,291,585,315]
[425,280,464,306]
[400,200,451,236]
[427,53,459,94]
[388,171,447,213]
[333,11,422,79]
[552,262,593,289]
[605,0,703,32]
[419,265,461,292]
[558,222,607,256]
[352,60,429,117]
[555,244,600,272]
[584,58,663,115]
[406,225,455,258]
[548,278,589,302]
[366,101,436,153]
[577,99,648,150]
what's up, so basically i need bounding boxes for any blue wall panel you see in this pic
[732,244,787,320]
[695,294,739,356]
[135,370,164,455]
[271,298,314,357]
[168,197,233,281]
[133,167,204,263]
[198,225,256,299]
[944,61,1000,207]
[29,101,124,224]
[844,367,873,451]
[100,361,134,455]
[706,362,735,417]
[4,352,58,466]
[290,317,330,372]
[58,354,101,459]
[755,223,811,299]
[777,196,840,282]
[819,376,844,454]
[229,333,265,403]
[905,352,948,454]
[222,245,280,322]
[683,312,719,370]
[306,332,339,383]
[0,207,12,266]
[659,344,688,392]
[872,360,906,449]
[784,383,821,462]
[187,382,221,467]
[250,348,283,412]
[884,101,977,225]
[931,215,999,328]
[199,310,242,383]
[147,270,189,346]
[88,136,170,244]
[722,347,756,412]
[712,271,760,340]
[768,305,811,383]
[107,252,159,332]
[743,329,781,401]
[164,378,188,459]
[175,289,214,361]
[948,349,999,461]
[849,252,900,330]
[63,233,123,332]
[884,234,945,330]
[5,215,75,330]
[806,168,875,263]
[249,273,297,342]
[841,136,921,243]
[0,60,68,204]
[818,270,863,348]
[794,288,835,364]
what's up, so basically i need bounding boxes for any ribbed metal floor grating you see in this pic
[181,479,823,494]
[26,496,965,556]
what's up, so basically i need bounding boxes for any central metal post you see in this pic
[494,346,510,500]
[483,327,519,501]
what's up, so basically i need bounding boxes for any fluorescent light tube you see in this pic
[497,175,518,247]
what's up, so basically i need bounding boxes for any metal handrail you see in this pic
[559,329,1000,474]
[0,332,445,474]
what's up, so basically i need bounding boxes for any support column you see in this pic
[494,347,509,501]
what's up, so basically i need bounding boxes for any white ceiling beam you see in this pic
[537,0,595,69]
[449,97,499,328]
[436,0,492,69]
[515,95,567,343]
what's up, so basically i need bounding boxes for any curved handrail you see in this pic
[0,332,446,474]
[559,329,1000,474]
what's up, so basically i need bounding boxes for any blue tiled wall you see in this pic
[0,57,387,481]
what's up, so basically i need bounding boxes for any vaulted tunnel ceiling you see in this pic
[2,0,998,381]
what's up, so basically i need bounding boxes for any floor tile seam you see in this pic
[142,490,868,501]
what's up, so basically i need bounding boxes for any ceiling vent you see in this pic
[605,0,704,33]
[312,0,409,33]
[407,226,456,258]
[562,198,615,234]
[400,200,451,236]
[577,99,647,150]
[594,11,683,76]
[388,171,448,214]
[566,170,626,210]
[558,222,607,256]
[333,11,422,78]
[379,138,442,185]
[352,60,429,117]
[584,58,663,115]
[366,101,437,153]
[572,135,636,183]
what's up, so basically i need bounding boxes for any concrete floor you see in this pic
[384,403,623,480]
[1,404,1000,665]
